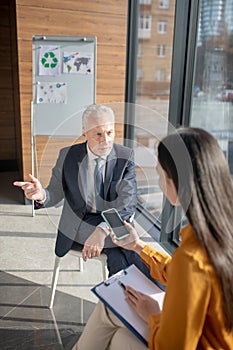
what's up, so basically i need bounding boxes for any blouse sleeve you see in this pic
[147,247,211,350]
[140,245,172,286]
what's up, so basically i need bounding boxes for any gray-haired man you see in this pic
[14,104,152,278]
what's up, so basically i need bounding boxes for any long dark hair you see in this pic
[158,127,233,331]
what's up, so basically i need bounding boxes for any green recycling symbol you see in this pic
[41,51,58,68]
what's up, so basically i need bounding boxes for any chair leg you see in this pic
[102,261,108,280]
[79,256,84,272]
[50,308,63,344]
[49,256,60,309]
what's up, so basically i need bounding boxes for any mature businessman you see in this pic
[14,104,152,277]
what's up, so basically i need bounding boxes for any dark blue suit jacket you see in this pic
[41,142,137,257]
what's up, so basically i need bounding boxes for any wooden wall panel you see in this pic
[0,0,17,162]
[15,0,128,180]
[17,0,127,16]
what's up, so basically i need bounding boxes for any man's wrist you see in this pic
[35,189,46,203]
[98,222,110,236]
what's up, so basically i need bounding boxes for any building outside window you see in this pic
[139,0,152,4]
[158,20,167,33]
[157,44,166,57]
[133,0,176,228]
[138,14,152,39]
[155,69,165,81]
[159,0,170,9]
[137,69,143,80]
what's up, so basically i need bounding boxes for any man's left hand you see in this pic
[82,227,106,261]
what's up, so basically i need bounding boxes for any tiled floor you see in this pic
[0,171,162,349]
[0,172,98,349]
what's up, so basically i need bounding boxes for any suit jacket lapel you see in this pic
[104,146,117,197]
[76,144,89,204]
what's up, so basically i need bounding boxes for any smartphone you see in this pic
[101,208,130,240]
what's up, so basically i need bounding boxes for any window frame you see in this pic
[139,14,152,30]
[159,0,170,9]
[158,20,167,33]
[155,69,165,81]
[157,44,166,57]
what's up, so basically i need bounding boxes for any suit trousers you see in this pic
[72,239,157,283]
[72,301,149,350]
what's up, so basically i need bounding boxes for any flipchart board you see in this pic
[31,35,96,214]
[32,35,96,136]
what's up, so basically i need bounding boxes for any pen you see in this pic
[118,281,136,297]
[118,281,126,290]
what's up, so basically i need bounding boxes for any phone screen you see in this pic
[102,209,130,239]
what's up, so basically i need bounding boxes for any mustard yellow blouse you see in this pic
[140,224,233,350]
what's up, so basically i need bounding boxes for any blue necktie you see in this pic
[95,157,104,212]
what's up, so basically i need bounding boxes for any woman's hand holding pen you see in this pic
[110,221,146,255]
[124,285,161,323]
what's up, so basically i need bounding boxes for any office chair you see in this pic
[49,249,108,309]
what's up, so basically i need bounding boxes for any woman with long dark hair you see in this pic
[73,127,233,350]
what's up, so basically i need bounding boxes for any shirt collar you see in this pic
[86,143,108,161]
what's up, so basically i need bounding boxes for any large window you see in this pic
[132,0,176,234]
[190,0,233,178]
[171,0,233,247]
[126,0,233,252]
